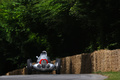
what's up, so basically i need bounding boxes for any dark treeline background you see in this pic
[0,0,120,75]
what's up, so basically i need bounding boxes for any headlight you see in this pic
[37,64,41,68]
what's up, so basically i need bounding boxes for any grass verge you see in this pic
[94,71,120,80]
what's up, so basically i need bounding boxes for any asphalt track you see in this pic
[0,74,107,80]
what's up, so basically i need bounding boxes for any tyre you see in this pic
[27,59,32,74]
[55,58,61,74]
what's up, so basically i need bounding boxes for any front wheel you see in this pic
[55,58,61,74]
[27,59,32,74]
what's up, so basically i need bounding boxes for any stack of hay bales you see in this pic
[6,49,120,75]
[91,49,120,72]
[60,53,92,74]
[6,68,26,75]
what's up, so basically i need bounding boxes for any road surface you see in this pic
[0,74,107,80]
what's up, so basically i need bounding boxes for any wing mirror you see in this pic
[36,56,39,58]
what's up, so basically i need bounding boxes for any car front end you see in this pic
[33,63,55,71]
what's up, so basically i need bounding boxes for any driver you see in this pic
[40,50,47,56]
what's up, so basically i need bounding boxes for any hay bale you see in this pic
[22,67,27,75]
[60,58,66,74]
[90,54,94,72]
[85,54,92,73]
[71,55,76,74]
[91,51,98,72]
[80,53,92,73]
[65,56,71,74]
[110,50,119,72]
[6,72,10,75]
[51,71,56,74]
[118,50,120,71]
[8,72,13,75]
[71,54,81,74]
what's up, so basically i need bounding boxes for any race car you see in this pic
[27,51,61,74]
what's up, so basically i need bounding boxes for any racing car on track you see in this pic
[27,51,61,74]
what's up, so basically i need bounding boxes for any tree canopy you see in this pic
[0,0,120,75]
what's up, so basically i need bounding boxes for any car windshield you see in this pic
[40,51,47,56]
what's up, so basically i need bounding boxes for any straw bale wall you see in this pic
[91,49,120,72]
[6,49,120,75]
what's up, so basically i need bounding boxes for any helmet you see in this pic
[40,50,47,56]
[42,50,47,53]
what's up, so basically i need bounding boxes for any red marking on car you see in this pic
[39,59,48,64]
